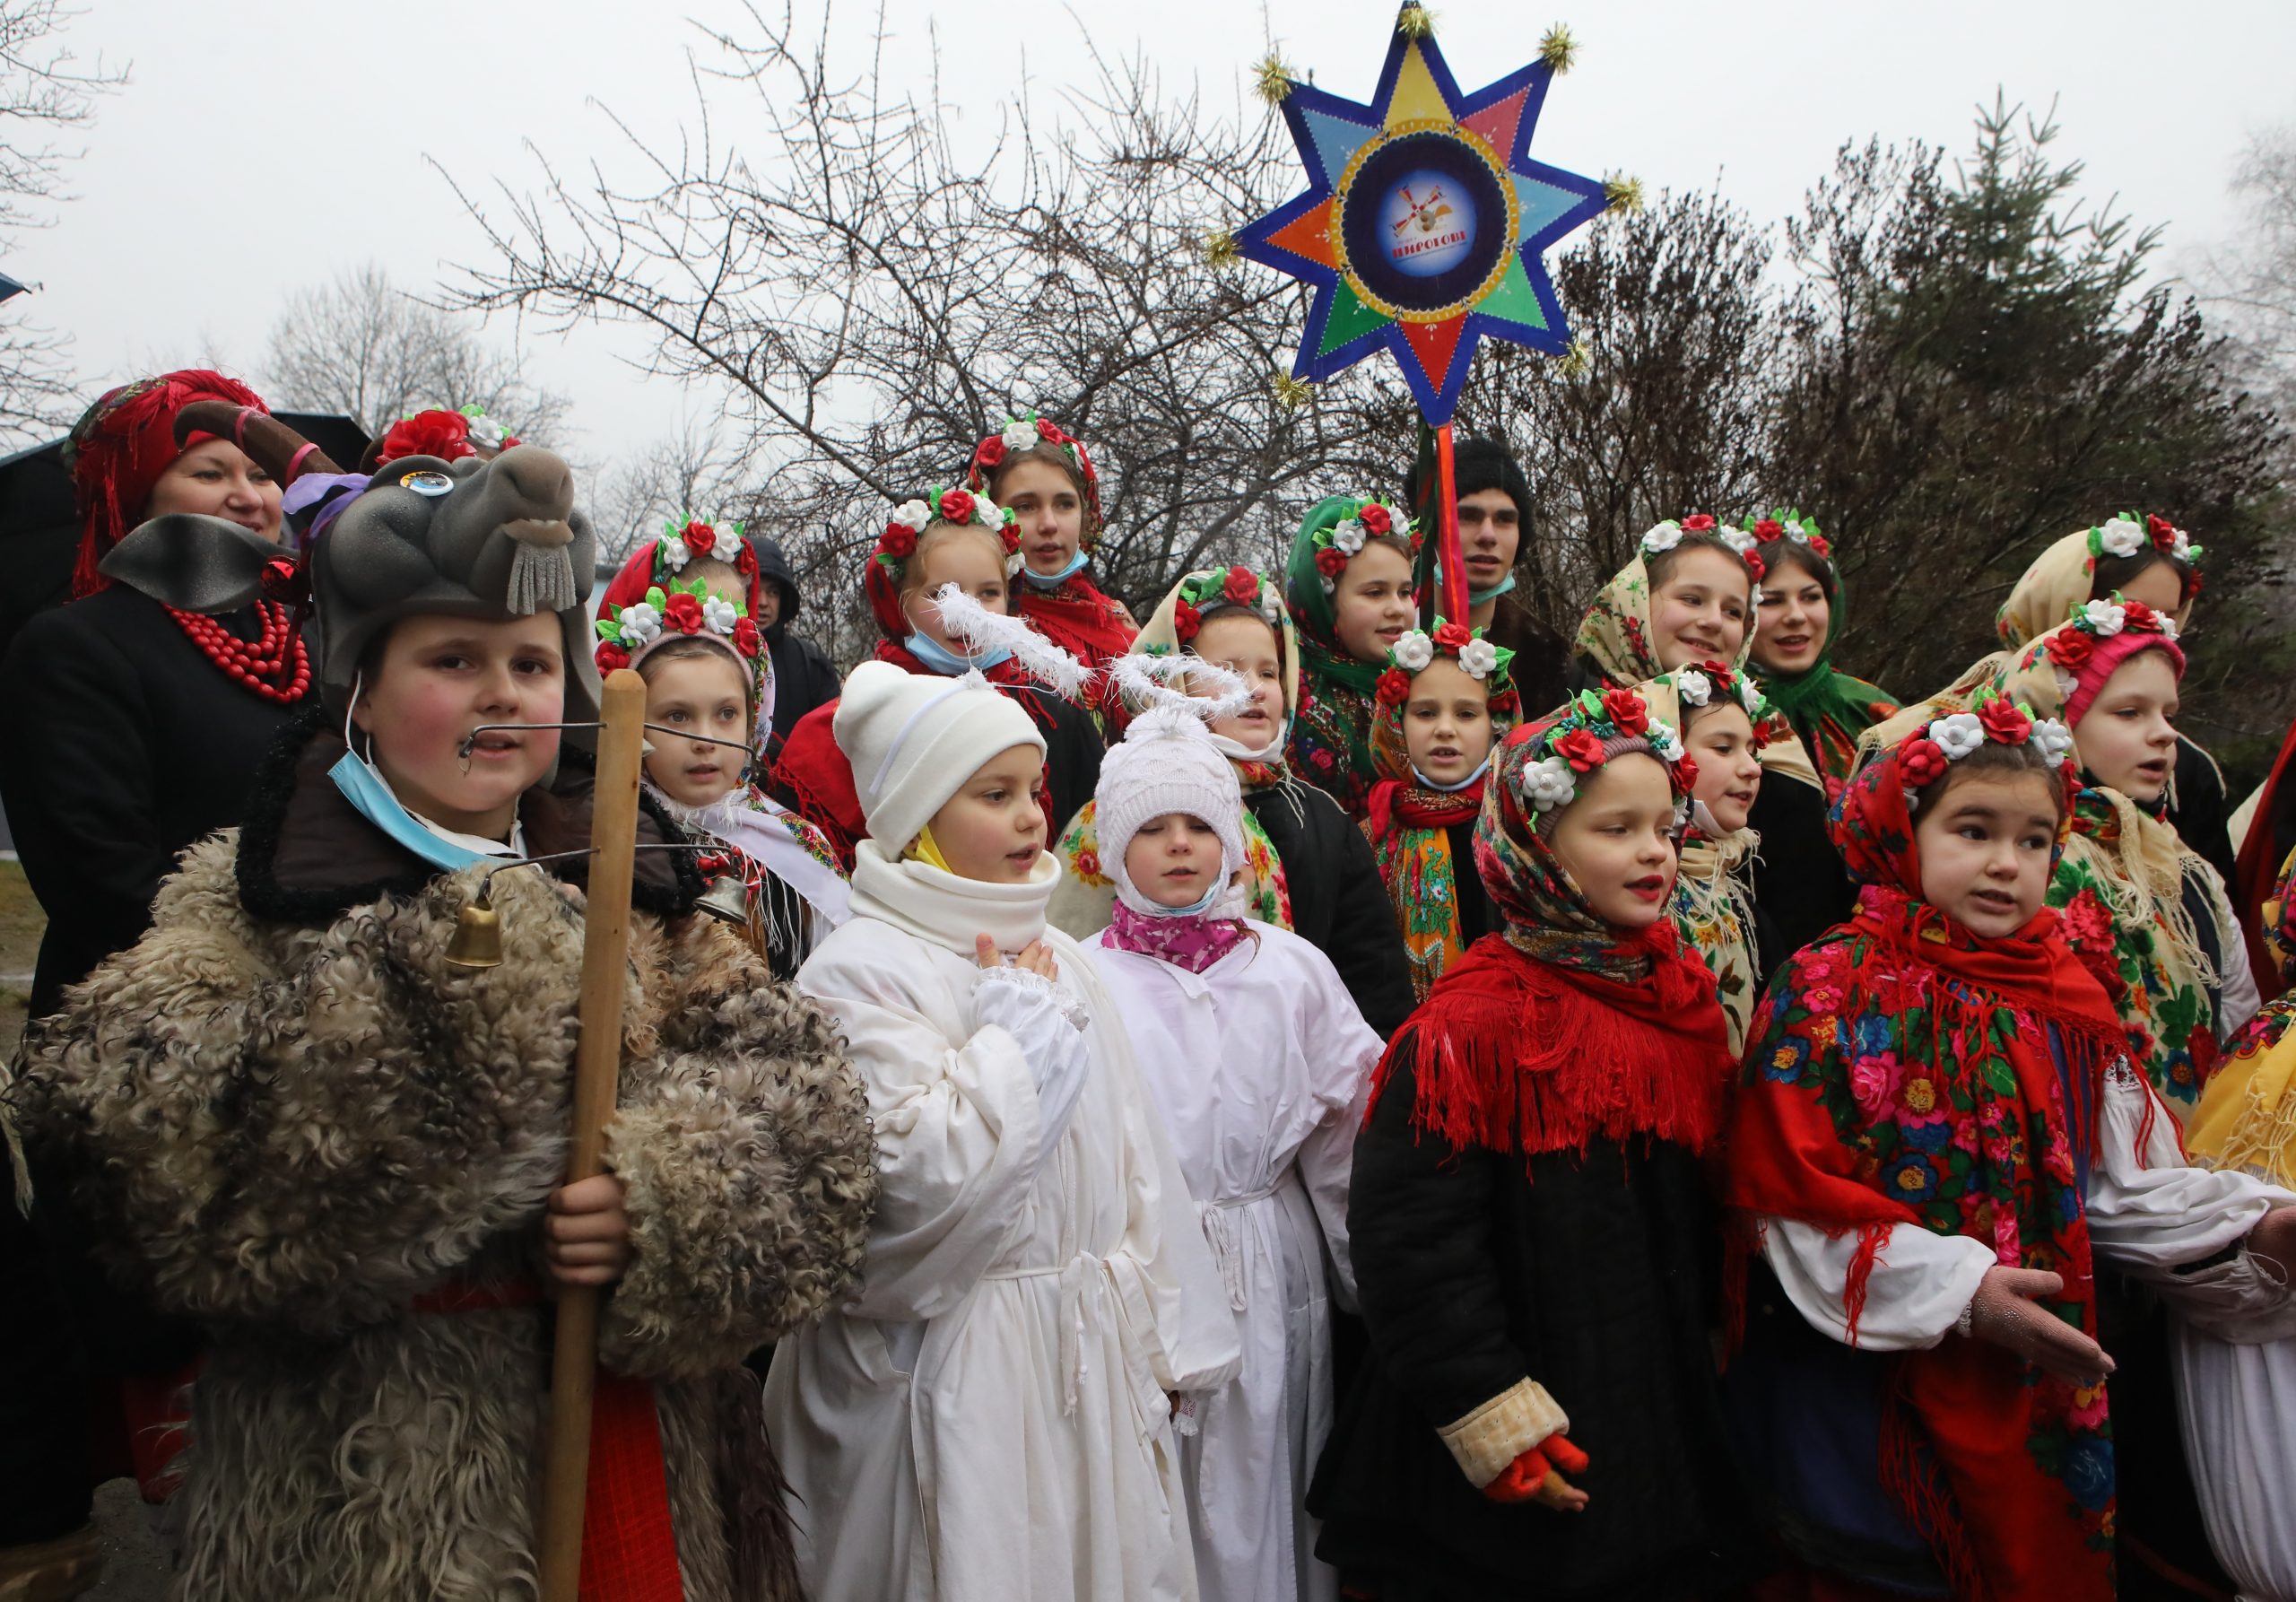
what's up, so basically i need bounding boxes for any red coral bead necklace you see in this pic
[165,601,311,705]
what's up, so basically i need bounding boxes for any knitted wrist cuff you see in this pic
[1437,1378,1569,1488]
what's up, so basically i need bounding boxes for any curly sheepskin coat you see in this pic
[14,721,877,1601]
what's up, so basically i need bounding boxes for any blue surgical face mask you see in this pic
[1021,549,1090,588]
[330,672,517,872]
[1412,753,1493,794]
[905,630,1013,676]
[1438,564,1518,606]
[1140,876,1222,919]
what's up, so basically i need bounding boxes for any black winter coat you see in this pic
[1311,1053,1754,1600]
[751,535,842,751]
[1248,776,1416,1039]
[0,585,312,1020]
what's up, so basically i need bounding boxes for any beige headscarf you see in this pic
[1996,524,2198,649]
[1636,671,1763,1051]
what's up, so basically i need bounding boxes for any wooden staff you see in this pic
[536,666,647,1602]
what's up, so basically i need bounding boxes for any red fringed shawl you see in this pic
[1367,927,1735,1164]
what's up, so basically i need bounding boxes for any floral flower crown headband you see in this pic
[2026,591,2179,697]
[1376,617,1516,706]
[1894,687,2074,797]
[874,486,1022,582]
[1310,496,1422,595]
[1669,658,1772,736]
[1640,512,1765,579]
[1511,684,1697,823]
[2088,511,2202,573]
[653,514,759,582]
[595,577,763,675]
[1744,508,1831,564]
[1173,563,1286,642]
[968,414,1103,536]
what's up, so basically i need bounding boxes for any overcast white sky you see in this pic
[13,0,2294,465]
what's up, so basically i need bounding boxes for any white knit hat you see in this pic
[1094,705,1248,919]
[833,660,1045,850]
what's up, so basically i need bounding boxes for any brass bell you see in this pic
[445,888,505,968]
[694,875,752,927]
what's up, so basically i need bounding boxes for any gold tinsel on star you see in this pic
[1539,23,1577,73]
[1557,338,1591,379]
[1201,229,1241,269]
[1604,174,1644,214]
[1396,4,1437,39]
[1272,371,1315,409]
[1254,52,1295,106]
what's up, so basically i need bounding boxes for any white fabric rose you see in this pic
[892,499,931,533]
[1391,629,1435,671]
[1522,754,1578,811]
[2080,599,2126,636]
[2055,669,2080,703]
[1781,518,1806,542]
[1330,519,1366,555]
[702,595,741,634]
[464,413,509,449]
[1674,668,1714,707]
[1650,719,1685,762]
[1001,420,1039,454]
[2031,718,2074,766]
[1319,574,1336,597]
[972,495,1003,528]
[2096,518,2144,559]
[1721,527,1759,557]
[1640,520,1684,555]
[1737,675,1765,717]
[1457,637,1500,680]
[1930,711,1985,761]
[618,603,662,644]
[2159,614,2179,642]
[659,539,691,572]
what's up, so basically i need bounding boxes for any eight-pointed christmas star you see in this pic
[1236,16,1606,423]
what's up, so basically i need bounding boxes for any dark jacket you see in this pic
[752,535,841,752]
[2170,733,2238,890]
[1311,1048,1753,1598]
[1746,772,1857,988]
[1483,590,1574,721]
[1249,777,1417,1040]
[0,585,314,1021]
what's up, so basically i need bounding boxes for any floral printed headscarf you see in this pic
[1996,514,2203,650]
[1994,603,2222,1119]
[1361,619,1519,1000]
[1284,492,1420,814]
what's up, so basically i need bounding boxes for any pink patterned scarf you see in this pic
[1101,901,1249,974]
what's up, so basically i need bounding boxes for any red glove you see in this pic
[1481,1432,1590,1510]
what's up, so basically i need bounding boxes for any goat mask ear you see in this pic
[98,513,287,614]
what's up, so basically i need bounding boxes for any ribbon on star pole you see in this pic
[1236,7,1607,623]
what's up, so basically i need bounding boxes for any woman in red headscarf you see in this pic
[0,373,317,1562]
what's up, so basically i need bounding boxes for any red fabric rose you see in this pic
[1222,565,1259,605]
[1899,736,1948,788]
[1679,513,1717,533]
[375,409,477,466]
[732,618,761,657]
[735,544,758,576]
[2049,629,2094,670]
[1174,598,1204,641]
[879,523,918,559]
[1358,502,1394,536]
[1034,419,1067,444]
[1315,547,1348,578]
[596,641,631,672]
[1744,551,1767,579]
[1376,667,1413,705]
[1674,755,1700,793]
[938,488,976,523]
[1554,726,1608,772]
[1434,620,1471,651]
[1001,524,1022,553]
[664,592,706,633]
[1978,696,2032,746]
[2122,600,2160,632]
[975,437,1007,470]
[2147,514,2177,553]
[1752,518,1785,542]
[1806,534,1833,559]
[1602,687,1650,736]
